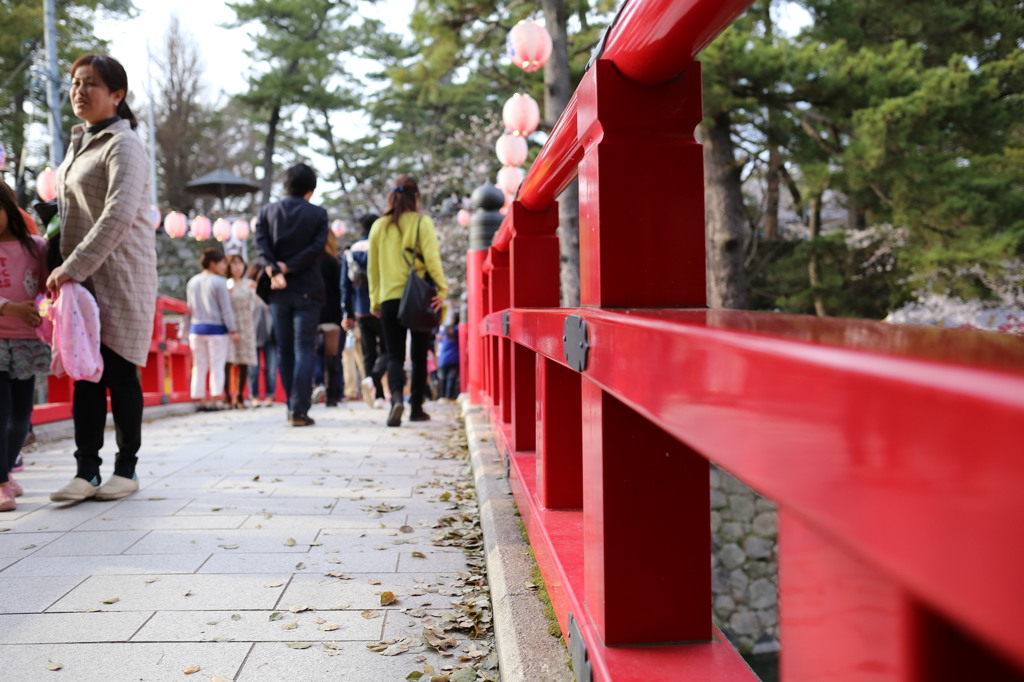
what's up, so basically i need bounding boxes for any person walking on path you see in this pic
[343,212,387,408]
[254,163,328,427]
[0,179,50,511]
[223,254,257,408]
[317,231,344,407]
[247,264,277,407]
[47,54,157,503]
[368,175,447,427]
[186,248,237,412]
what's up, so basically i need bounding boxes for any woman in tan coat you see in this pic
[47,54,158,503]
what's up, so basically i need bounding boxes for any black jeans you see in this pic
[0,372,34,484]
[357,315,387,401]
[73,344,143,482]
[379,299,431,411]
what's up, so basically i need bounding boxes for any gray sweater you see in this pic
[186,272,236,332]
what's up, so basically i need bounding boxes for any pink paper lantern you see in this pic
[495,134,528,167]
[507,20,552,73]
[497,166,526,196]
[502,93,540,137]
[231,219,250,241]
[149,205,161,230]
[190,216,212,241]
[456,209,471,227]
[331,219,347,237]
[164,211,188,238]
[36,168,57,201]
[212,218,231,242]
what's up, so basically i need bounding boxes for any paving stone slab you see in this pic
[75,514,250,532]
[0,575,87,613]
[0,611,153,643]
[47,574,286,612]
[236,513,387,531]
[124,528,320,555]
[0,531,62,558]
[236,640,466,682]
[174,497,339,516]
[135,609,381,642]
[1,552,207,577]
[0,642,250,682]
[279,572,470,612]
[197,550,400,575]
[31,530,149,558]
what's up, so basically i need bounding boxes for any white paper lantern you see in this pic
[507,20,553,73]
[502,93,540,137]
[495,134,528,167]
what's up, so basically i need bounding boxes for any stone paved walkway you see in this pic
[0,400,495,681]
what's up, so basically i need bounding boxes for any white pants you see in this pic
[190,334,230,399]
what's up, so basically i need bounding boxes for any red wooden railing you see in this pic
[34,296,194,423]
[465,0,1024,680]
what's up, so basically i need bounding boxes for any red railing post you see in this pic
[536,357,583,509]
[576,58,711,646]
[577,59,706,308]
[488,247,512,425]
[509,201,560,454]
[466,249,487,403]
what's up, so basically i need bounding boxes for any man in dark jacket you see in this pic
[254,163,328,426]
[342,213,386,407]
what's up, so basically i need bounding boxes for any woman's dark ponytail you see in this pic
[117,100,138,130]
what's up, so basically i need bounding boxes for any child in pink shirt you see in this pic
[0,180,50,511]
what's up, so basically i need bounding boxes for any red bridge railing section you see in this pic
[35,296,194,423]
[465,0,1024,680]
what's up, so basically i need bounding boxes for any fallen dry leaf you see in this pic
[281,622,299,630]
[101,597,120,605]
[269,612,283,621]
[286,642,313,649]
[289,604,311,613]
[323,642,344,651]
[264,581,284,588]
[283,538,297,547]
[217,544,239,550]
[182,664,201,674]
[412,551,426,558]
[361,610,381,619]
[318,623,340,631]
[145,578,159,584]
[45,660,63,671]
[380,591,398,606]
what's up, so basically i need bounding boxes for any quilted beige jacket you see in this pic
[56,119,157,367]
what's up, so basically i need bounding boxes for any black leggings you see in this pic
[73,344,143,482]
[379,299,431,410]
[0,372,34,484]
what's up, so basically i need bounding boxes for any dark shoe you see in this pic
[290,414,315,427]
[409,409,431,422]
[387,402,403,427]
[325,400,338,407]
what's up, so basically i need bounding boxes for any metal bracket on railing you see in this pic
[502,311,510,337]
[563,315,590,372]
[567,613,593,682]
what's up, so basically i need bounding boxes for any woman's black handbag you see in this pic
[255,268,272,303]
[398,216,441,332]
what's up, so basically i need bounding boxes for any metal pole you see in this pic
[43,0,65,165]
[146,41,158,206]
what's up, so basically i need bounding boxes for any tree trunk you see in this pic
[541,0,579,307]
[764,145,782,240]
[260,104,281,207]
[702,112,749,309]
[807,193,827,317]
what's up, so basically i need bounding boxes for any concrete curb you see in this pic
[463,403,573,682]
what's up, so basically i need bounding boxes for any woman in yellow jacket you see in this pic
[368,175,447,427]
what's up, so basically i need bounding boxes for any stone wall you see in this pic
[710,464,780,656]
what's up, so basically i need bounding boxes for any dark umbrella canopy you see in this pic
[185,168,261,202]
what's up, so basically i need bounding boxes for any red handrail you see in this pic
[466,0,1024,679]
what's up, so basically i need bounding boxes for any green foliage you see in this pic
[749,232,912,318]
